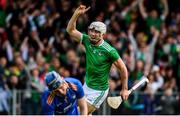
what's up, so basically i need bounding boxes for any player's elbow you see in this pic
[66,27,71,34]
[66,28,75,37]
[66,25,75,34]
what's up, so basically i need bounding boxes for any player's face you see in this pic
[88,28,103,44]
[53,83,68,96]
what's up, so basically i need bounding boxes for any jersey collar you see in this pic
[99,40,104,46]
[92,39,104,47]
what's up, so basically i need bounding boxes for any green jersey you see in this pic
[81,34,120,90]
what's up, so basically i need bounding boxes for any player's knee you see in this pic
[88,108,96,115]
[87,102,96,115]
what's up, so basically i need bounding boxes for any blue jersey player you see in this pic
[41,71,87,115]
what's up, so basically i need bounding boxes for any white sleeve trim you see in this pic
[80,34,83,44]
[160,15,165,21]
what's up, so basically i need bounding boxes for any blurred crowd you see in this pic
[0,0,179,115]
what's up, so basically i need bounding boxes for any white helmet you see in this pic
[88,21,107,34]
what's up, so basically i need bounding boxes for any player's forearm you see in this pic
[114,59,128,90]
[162,0,169,18]
[120,65,128,90]
[66,13,79,34]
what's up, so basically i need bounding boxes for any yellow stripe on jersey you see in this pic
[47,93,55,105]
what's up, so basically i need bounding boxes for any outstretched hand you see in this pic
[74,5,90,16]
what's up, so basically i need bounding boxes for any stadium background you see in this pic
[0,0,179,115]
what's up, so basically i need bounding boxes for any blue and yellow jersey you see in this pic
[41,78,84,115]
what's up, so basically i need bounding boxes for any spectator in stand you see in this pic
[138,0,169,32]
[30,67,45,114]
[146,66,164,95]
[128,22,160,75]
[0,86,11,115]
[159,88,178,114]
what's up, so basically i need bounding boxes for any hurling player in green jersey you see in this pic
[66,5,129,114]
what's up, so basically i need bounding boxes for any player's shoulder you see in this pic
[101,41,116,52]
[65,77,82,86]
[42,89,51,100]
[82,33,90,39]
[42,89,51,96]
[81,33,90,44]
[82,33,90,40]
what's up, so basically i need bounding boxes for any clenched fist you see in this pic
[74,5,90,16]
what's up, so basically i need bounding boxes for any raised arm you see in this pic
[128,23,138,52]
[149,27,159,50]
[113,58,129,100]
[66,5,90,42]
[138,0,148,19]
[160,0,169,20]
[121,0,139,18]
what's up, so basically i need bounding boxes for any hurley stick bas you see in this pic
[107,76,149,109]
